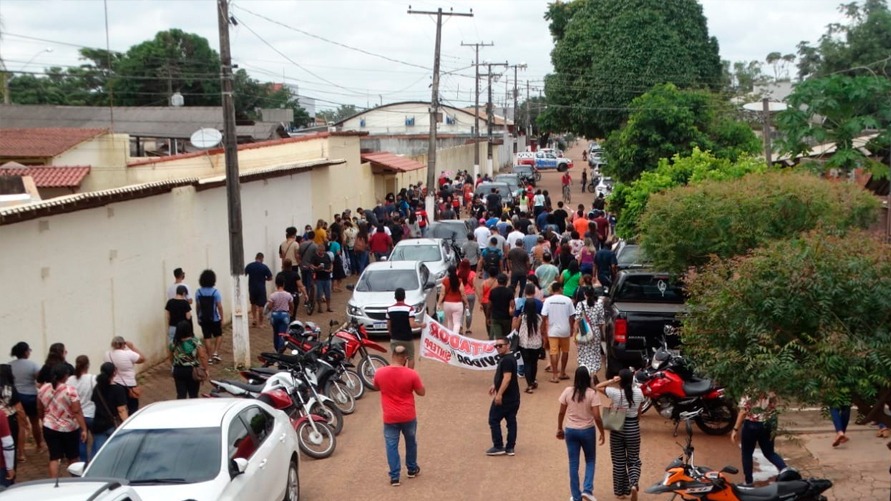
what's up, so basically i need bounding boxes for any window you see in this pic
[405,116,415,126]
[241,406,274,444]
[356,270,420,292]
[390,245,441,263]
[445,115,456,125]
[359,118,366,128]
[228,417,256,460]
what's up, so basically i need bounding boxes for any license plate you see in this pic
[372,322,387,330]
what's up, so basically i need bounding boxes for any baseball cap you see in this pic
[479,218,486,224]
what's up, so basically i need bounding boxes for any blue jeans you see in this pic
[315,279,332,303]
[79,417,94,462]
[92,427,115,458]
[830,406,850,433]
[167,326,176,345]
[565,427,596,500]
[489,400,519,449]
[270,311,290,351]
[740,420,786,484]
[355,251,369,276]
[384,419,418,481]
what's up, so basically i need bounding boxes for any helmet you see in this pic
[304,321,321,335]
[287,320,305,336]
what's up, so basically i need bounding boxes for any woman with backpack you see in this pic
[513,284,543,393]
[574,287,605,375]
[195,269,224,364]
[169,321,209,400]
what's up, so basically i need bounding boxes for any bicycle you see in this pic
[562,184,571,204]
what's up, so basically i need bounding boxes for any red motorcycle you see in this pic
[284,319,388,390]
[635,332,737,435]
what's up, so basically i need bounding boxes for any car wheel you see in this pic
[283,457,300,500]
[557,164,568,172]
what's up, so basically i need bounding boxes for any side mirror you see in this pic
[230,457,249,478]
[68,462,86,477]
[424,281,435,290]
[346,284,355,291]
[720,465,739,475]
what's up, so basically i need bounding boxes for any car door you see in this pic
[420,264,437,312]
[221,406,278,501]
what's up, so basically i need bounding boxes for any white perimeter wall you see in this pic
[0,170,314,372]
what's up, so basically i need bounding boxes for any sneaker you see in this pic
[390,478,400,487]
[485,446,506,456]
[407,466,420,478]
[582,493,597,501]
[505,447,515,456]
[212,354,222,362]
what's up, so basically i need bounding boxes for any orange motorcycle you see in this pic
[647,420,833,501]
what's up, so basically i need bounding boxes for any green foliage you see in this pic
[775,74,891,176]
[796,0,891,79]
[638,171,880,273]
[543,0,723,137]
[515,96,547,136]
[602,83,760,183]
[317,105,359,125]
[609,149,769,238]
[682,230,891,407]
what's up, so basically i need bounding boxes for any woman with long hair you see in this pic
[578,237,596,276]
[37,363,86,478]
[65,356,95,463]
[574,287,605,375]
[353,225,370,276]
[558,260,583,301]
[9,342,40,460]
[457,259,477,335]
[90,362,128,457]
[36,343,73,385]
[596,369,645,501]
[557,367,605,501]
[438,265,468,334]
[731,391,787,486]
[512,284,543,393]
[478,267,499,338]
[169,321,209,399]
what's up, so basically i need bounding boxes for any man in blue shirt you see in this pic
[244,252,272,327]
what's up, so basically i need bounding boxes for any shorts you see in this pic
[390,340,415,361]
[315,279,332,299]
[548,336,570,355]
[44,427,80,461]
[200,320,223,338]
[19,393,38,418]
[249,289,267,307]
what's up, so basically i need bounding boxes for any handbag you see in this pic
[127,386,142,399]
[576,316,594,344]
[602,391,627,431]
[192,366,208,382]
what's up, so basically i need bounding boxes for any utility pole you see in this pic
[217,0,249,368]
[762,97,772,165]
[461,41,492,179]
[525,80,531,148]
[508,63,526,154]
[408,6,473,218]
[483,62,507,176]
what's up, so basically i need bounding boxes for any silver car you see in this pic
[346,261,437,336]
[388,237,455,284]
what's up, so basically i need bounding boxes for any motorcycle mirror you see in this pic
[720,465,739,475]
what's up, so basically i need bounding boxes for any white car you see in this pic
[596,176,614,198]
[347,260,437,336]
[68,399,300,501]
[0,478,142,501]
[388,237,455,283]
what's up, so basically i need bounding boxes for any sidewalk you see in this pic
[780,409,890,501]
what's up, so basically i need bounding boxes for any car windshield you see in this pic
[512,166,532,174]
[613,275,685,303]
[617,245,642,265]
[390,245,441,263]
[356,269,420,292]
[86,427,221,484]
[428,223,467,243]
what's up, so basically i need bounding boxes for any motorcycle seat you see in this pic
[682,379,714,396]
[221,380,266,394]
[732,480,810,501]
[250,367,281,375]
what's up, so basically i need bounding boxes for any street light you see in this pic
[21,48,54,70]
[3,48,53,105]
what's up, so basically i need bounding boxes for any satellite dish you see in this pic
[190,128,222,149]
[743,101,788,112]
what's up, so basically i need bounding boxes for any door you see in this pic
[222,406,278,501]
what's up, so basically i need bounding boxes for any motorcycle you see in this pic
[635,329,737,435]
[321,319,389,390]
[274,320,365,400]
[206,368,337,459]
[647,420,832,500]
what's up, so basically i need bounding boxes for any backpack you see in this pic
[196,289,217,323]
[482,247,502,272]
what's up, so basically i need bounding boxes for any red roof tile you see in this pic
[0,128,107,158]
[0,165,91,188]
[360,152,425,172]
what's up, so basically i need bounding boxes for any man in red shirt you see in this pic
[374,346,426,486]
[368,224,393,261]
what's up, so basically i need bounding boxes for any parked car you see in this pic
[532,151,573,171]
[588,150,607,169]
[494,174,522,196]
[613,240,651,270]
[347,260,437,336]
[595,176,614,197]
[0,478,143,501]
[388,237,455,284]
[68,399,300,501]
[474,181,516,207]
[511,164,540,184]
[426,220,472,257]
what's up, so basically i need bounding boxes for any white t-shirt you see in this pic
[605,386,645,418]
[167,282,191,301]
[105,349,141,387]
[66,374,97,418]
[533,194,545,207]
[542,294,575,338]
[506,230,525,249]
[474,226,492,249]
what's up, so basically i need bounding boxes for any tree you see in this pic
[723,60,768,95]
[795,0,891,79]
[764,51,796,81]
[317,104,359,124]
[682,229,891,411]
[637,170,879,273]
[609,149,769,238]
[602,83,760,183]
[775,74,891,176]
[543,0,723,137]
[514,96,547,136]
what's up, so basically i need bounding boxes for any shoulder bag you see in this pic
[601,392,626,431]
[95,387,122,429]
[575,305,595,344]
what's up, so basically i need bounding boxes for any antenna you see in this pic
[190,128,223,149]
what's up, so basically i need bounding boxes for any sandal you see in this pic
[832,435,843,447]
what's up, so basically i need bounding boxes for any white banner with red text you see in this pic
[419,318,523,371]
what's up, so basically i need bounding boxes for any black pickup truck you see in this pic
[603,270,686,377]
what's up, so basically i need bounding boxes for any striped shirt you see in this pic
[386,302,414,341]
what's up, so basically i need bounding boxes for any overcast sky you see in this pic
[1,0,848,112]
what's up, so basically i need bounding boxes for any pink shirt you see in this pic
[38,383,80,432]
[559,387,601,430]
[268,290,293,312]
[105,348,141,387]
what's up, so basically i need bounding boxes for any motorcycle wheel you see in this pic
[324,379,356,415]
[695,398,738,435]
[359,354,389,390]
[310,401,344,436]
[296,421,336,459]
[586,182,596,193]
[639,397,653,415]
[342,368,365,400]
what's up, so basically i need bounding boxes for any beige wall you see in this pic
[0,168,316,372]
[56,134,132,192]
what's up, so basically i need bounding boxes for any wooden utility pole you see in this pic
[484,62,507,176]
[408,7,473,217]
[461,41,492,179]
[508,63,526,154]
[762,97,773,165]
[217,0,249,368]
[525,80,531,144]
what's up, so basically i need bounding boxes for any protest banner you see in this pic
[420,318,523,372]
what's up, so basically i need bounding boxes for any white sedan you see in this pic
[69,399,300,501]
